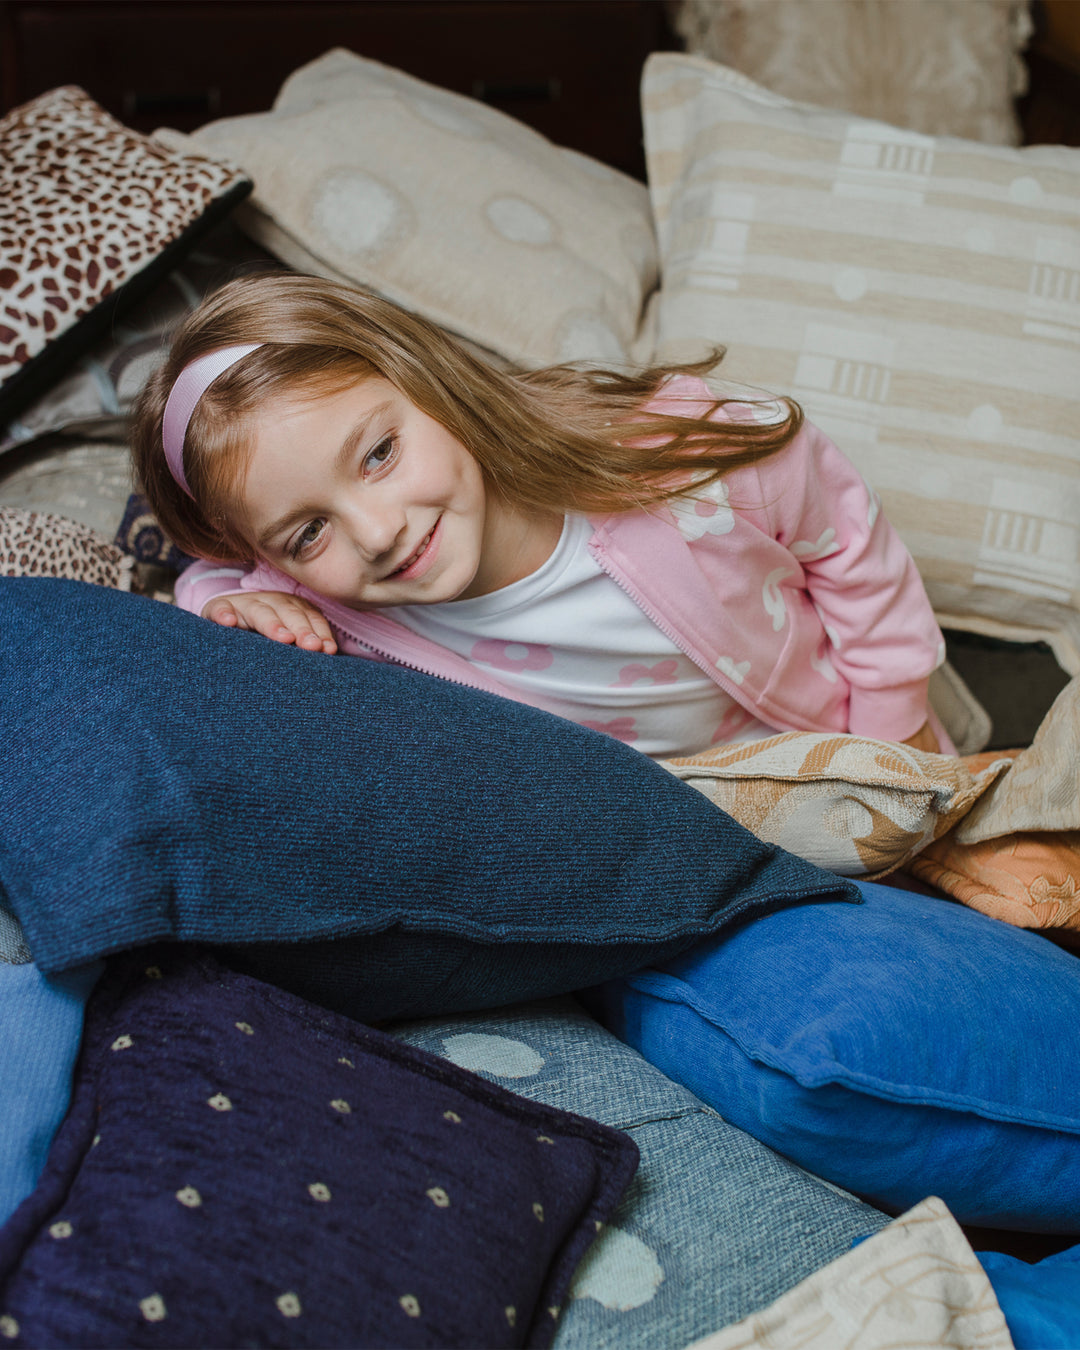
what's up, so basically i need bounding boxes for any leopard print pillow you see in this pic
[0,86,250,427]
[1,507,134,591]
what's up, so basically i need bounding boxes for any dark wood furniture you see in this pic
[0,0,679,178]
[1018,0,1080,147]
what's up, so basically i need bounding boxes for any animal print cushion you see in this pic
[0,86,250,429]
[1,507,134,591]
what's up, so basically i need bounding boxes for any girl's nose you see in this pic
[343,497,406,564]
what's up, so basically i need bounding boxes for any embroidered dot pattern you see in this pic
[139,1294,166,1322]
[16,952,624,1348]
[276,1293,302,1319]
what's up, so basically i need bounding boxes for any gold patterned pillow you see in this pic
[661,734,1012,877]
[0,86,250,431]
[951,676,1079,843]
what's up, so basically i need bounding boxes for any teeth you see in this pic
[392,528,432,576]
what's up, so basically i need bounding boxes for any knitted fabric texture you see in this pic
[0,579,857,1021]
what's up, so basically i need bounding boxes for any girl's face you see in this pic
[237,376,539,609]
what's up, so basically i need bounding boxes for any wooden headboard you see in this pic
[0,0,679,179]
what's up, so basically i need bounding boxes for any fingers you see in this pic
[202,593,337,655]
[292,603,338,655]
[203,597,243,628]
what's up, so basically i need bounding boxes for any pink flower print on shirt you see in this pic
[710,705,760,744]
[612,658,680,688]
[471,639,554,673]
[581,716,638,744]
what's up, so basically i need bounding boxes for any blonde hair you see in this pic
[131,272,802,562]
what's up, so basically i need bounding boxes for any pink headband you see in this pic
[161,343,263,496]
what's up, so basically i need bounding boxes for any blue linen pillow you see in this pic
[589,879,1080,1232]
[0,947,638,1349]
[0,579,856,1022]
[390,996,893,1348]
[0,906,101,1227]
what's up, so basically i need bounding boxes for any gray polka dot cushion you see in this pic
[390,997,892,1349]
[0,948,638,1349]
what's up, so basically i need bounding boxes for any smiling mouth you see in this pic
[387,521,438,579]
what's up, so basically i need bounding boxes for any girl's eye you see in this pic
[289,518,325,560]
[364,435,397,474]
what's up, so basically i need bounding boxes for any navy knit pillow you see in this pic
[0,947,637,1348]
[0,580,856,1021]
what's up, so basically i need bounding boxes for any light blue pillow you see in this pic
[390,996,891,1348]
[0,905,102,1226]
[589,880,1080,1232]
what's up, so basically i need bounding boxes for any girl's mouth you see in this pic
[389,517,441,581]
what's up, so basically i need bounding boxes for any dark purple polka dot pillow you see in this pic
[0,948,637,1349]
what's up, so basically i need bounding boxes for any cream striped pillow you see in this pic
[643,53,1080,673]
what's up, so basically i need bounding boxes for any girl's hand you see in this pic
[202,591,338,654]
[900,720,939,753]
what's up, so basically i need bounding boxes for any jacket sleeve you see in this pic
[750,418,946,741]
[173,558,303,617]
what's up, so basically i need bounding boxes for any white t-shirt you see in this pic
[386,514,771,757]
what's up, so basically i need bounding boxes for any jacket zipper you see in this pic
[325,614,522,698]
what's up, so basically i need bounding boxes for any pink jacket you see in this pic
[175,377,946,743]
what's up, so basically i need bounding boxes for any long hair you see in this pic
[131,272,802,562]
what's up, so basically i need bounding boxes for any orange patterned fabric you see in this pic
[909,831,1080,947]
[907,679,1080,942]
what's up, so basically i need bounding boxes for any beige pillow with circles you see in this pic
[155,47,659,370]
[642,52,1080,674]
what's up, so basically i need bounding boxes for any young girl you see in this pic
[132,272,949,759]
